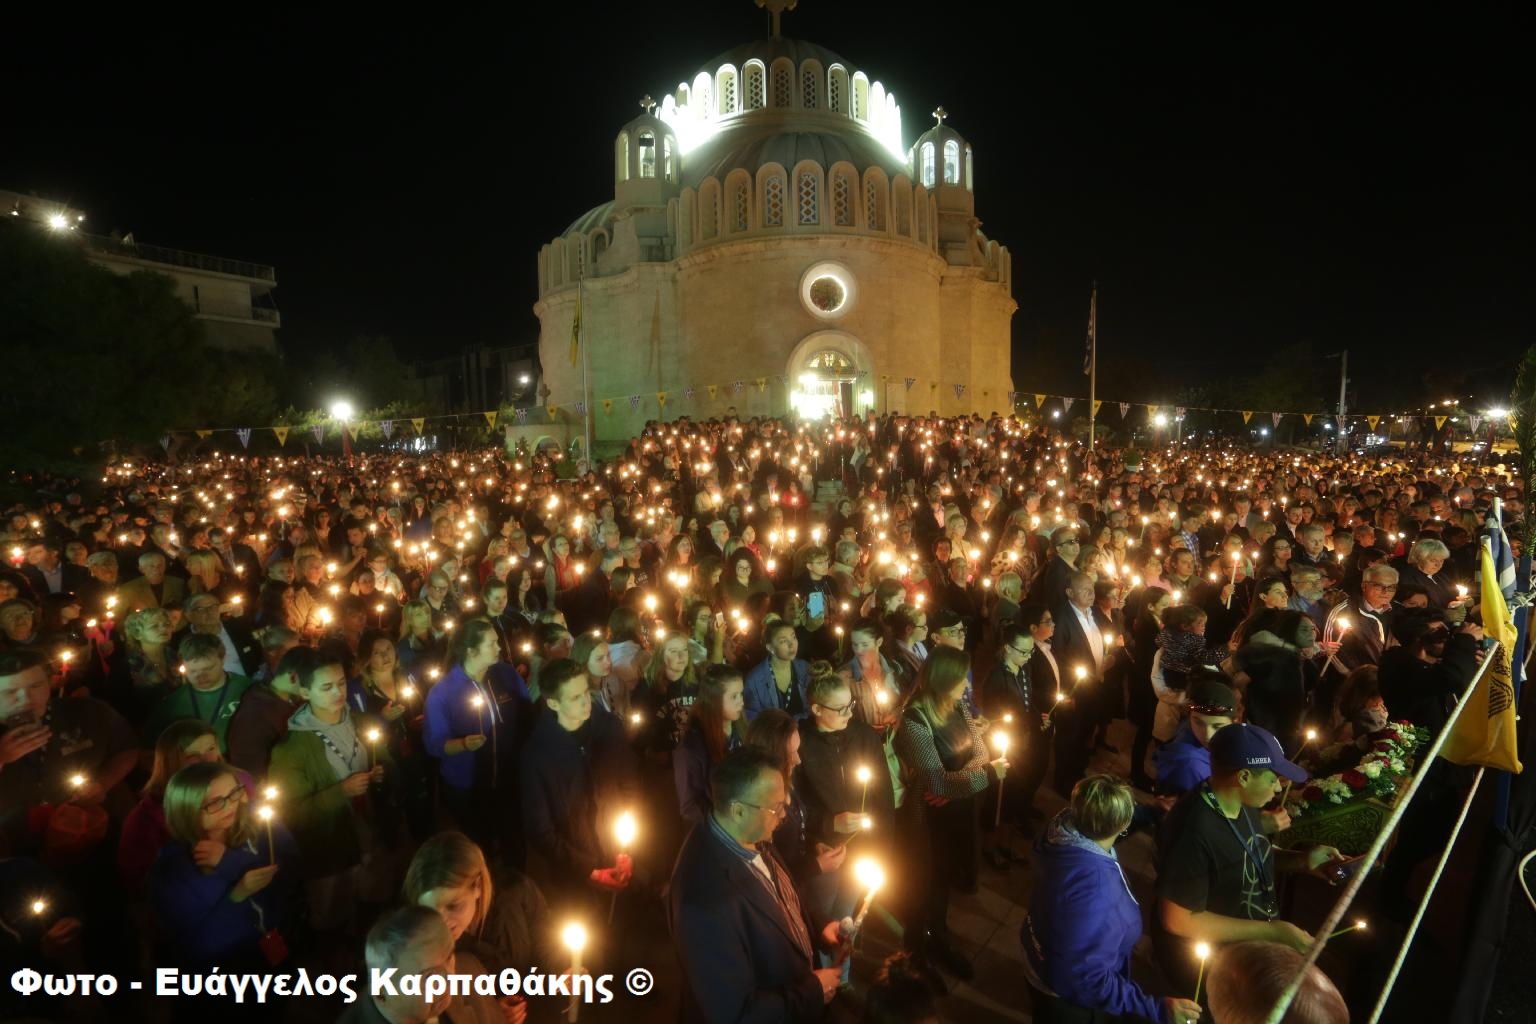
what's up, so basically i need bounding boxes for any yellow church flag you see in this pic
[1034,394,1047,409]
[569,286,582,367]
[1367,415,1380,431]
[483,411,498,429]
[657,392,668,409]
[706,384,718,401]
[1092,400,1102,417]
[410,418,425,435]
[755,378,767,393]
[1241,411,1253,424]
[272,426,289,446]
[545,405,558,421]
[1434,415,1448,430]
[602,399,614,415]
[1302,414,1314,426]
[1442,543,1523,772]
[195,429,212,439]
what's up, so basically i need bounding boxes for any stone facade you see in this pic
[534,36,1015,444]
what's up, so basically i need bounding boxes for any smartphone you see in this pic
[806,592,826,619]
[1329,855,1368,885]
[714,611,725,633]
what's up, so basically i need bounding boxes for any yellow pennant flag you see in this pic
[1092,400,1102,417]
[1434,415,1448,430]
[1367,415,1381,431]
[545,405,558,421]
[602,399,614,415]
[195,429,212,439]
[657,392,668,409]
[706,384,718,401]
[569,286,582,367]
[1034,394,1047,409]
[272,426,289,446]
[1442,544,1523,772]
[483,411,498,429]
[1241,411,1253,424]
[755,378,767,393]
[410,418,425,435]
[1303,414,1314,426]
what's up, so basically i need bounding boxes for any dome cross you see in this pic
[755,0,797,40]
[640,94,657,116]
[932,106,948,127]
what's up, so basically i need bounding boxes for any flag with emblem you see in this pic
[410,418,425,435]
[1302,414,1313,426]
[1061,397,1075,413]
[1442,540,1523,772]
[160,434,173,451]
[272,426,289,446]
[569,284,582,366]
[629,394,642,410]
[1092,400,1102,417]
[1034,394,1046,408]
[1272,412,1283,427]
[195,429,212,439]
[602,399,614,415]
[1241,411,1253,424]
[484,411,498,429]
[380,420,394,439]
[515,408,528,424]
[707,384,718,400]
[546,405,558,421]
[953,384,966,399]
[312,424,325,442]
[1119,402,1131,418]
[1366,415,1380,432]
[657,392,668,409]
[236,428,252,448]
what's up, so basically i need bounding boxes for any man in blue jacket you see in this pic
[669,748,844,1023]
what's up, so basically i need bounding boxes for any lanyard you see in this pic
[1202,783,1275,914]
[188,680,231,725]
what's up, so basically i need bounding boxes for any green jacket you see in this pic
[267,708,395,879]
[140,674,254,751]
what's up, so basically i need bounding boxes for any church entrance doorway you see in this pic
[787,332,874,420]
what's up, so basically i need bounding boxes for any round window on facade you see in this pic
[799,262,857,320]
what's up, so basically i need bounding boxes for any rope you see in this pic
[1518,849,1536,915]
[1365,767,1485,1024]
[1260,652,1495,1024]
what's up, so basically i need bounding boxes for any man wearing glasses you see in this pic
[983,622,1049,834]
[1027,526,1081,607]
[1324,563,1400,676]
[670,748,846,1021]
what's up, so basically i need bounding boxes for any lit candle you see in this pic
[30,898,48,917]
[856,765,873,814]
[366,727,382,770]
[258,805,276,865]
[1327,919,1368,940]
[1291,727,1319,760]
[562,922,588,1023]
[1193,941,1211,1002]
[609,811,638,924]
[993,732,1010,827]
[850,858,886,933]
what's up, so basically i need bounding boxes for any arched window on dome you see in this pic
[916,191,929,245]
[943,140,960,185]
[731,179,749,232]
[852,73,869,121]
[965,145,973,191]
[797,170,819,225]
[664,136,674,180]
[894,183,912,237]
[920,143,936,189]
[638,130,656,179]
[800,66,819,109]
[591,231,608,266]
[699,181,720,241]
[828,66,849,115]
[615,134,629,182]
[763,174,785,227]
[717,67,737,115]
[692,72,713,120]
[744,61,765,110]
[832,170,853,227]
[864,175,885,231]
[771,59,794,108]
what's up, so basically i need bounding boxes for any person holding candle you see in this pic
[147,760,296,974]
[1022,774,1203,1024]
[674,663,748,823]
[396,598,447,680]
[120,719,254,894]
[1154,723,1340,992]
[883,605,930,684]
[140,633,254,753]
[520,659,635,913]
[268,651,397,940]
[425,619,525,863]
[404,830,551,977]
[178,592,262,678]
[351,628,437,839]
[893,645,1006,981]
[983,620,1049,836]
[840,618,902,730]
[669,747,847,1021]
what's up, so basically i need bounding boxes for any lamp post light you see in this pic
[330,400,355,462]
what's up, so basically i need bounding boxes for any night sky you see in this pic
[4,4,1526,409]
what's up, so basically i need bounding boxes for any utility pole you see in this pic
[1336,349,1348,455]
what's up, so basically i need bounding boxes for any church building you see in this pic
[535,2,1016,444]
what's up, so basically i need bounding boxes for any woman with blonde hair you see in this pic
[640,633,700,753]
[403,830,550,973]
[120,720,255,893]
[147,760,296,971]
[894,645,1007,981]
[117,605,176,718]
[396,598,445,680]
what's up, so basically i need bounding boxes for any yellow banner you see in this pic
[1367,415,1380,431]
[1034,394,1047,408]
[410,418,425,435]
[545,405,558,421]
[1091,400,1102,417]
[1241,411,1253,424]
[195,429,212,439]
[272,426,289,446]
[1302,414,1313,426]
[602,399,614,415]
[1434,416,1448,430]
[1443,544,1523,772]
[755,378,767,393]
[657,392,668,409]
[483,411,498,429]
[706,385,718,401]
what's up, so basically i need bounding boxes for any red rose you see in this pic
[1303,786,1325,803]
[1372,741,1393,752]
[1341,769,1368,791]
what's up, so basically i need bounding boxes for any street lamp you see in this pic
[330,400,355,460]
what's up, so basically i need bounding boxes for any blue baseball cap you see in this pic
[1208,723,1307,782]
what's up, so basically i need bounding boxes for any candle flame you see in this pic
[853,858,886,892]
[562,921,588,954]
[615,810,638,847]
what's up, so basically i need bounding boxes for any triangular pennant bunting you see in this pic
[1092,400,1102,417]
[1241,411,1253,424]
[312,423,326,442]
[629,394,642,410]
[732,380,745,395]
[380,420,394,439]
[1366,415,1380,432]
[706,384,718,400]
[657,392,668,409]
[1272,412,1283,428]
[1302,414,1314,426]
[159,434,173,451]
[683,388,695,401]
[953,384,966,399]
[236,428,252,448]
[515,408,528,424]
[410,418,425,435]
[1434,415,1448,430]
[546,405,558,421]
[754,378,767,393]
[1034,394,1047,409]
[1119,403,1131,418]
[483,411,498,429]
[272,426,289,446]
[904,377,916,391]
[1174,407,1186,420]
[602,399,614,415]
[195,429,212,440]
[1007,391,1019,405]
[574,402,586,415]
[1467,415,1481,434]
[1061,397,1075,413]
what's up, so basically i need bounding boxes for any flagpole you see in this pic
[579,274,593,466]
[1087,283,1098,451]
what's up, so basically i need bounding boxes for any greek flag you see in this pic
[1481,498,1517,603]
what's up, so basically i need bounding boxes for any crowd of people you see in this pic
[0,409,1515,1024]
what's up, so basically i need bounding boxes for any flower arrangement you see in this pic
[1289,721,1430,815]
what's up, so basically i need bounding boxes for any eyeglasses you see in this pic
[816,699,857,716]
[736,799,789,818]
[1363,582,1398,591]
[1008,645,1033,656]
[201,787,247,814]
[940,626,967,635]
